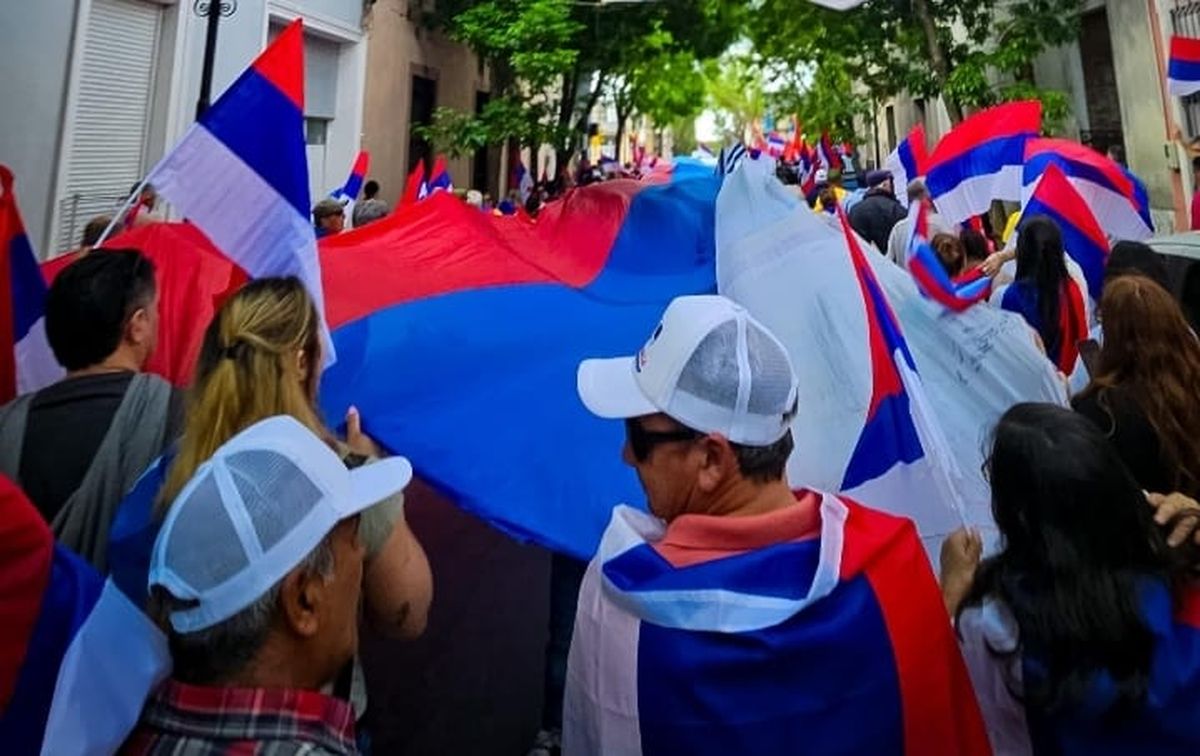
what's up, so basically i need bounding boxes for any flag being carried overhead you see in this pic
[1023,162,1110,302]
[0,166,61,402]
[141,20,333,363]
[1169,35,1200,97]
[885,125,929,207]
[1022,138,1152,240]
[925,100,1042,223]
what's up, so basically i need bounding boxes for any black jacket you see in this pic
[849,189,907,253]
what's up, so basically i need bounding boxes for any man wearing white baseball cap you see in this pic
[563,295,988,754]
[124,415,412,755]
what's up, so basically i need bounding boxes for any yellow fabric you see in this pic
[811,185,848,213]
[1001,210,1021,244]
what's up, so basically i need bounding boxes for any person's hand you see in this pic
[345,405,384,458]
[978,250,1011,278]
[1147,492,1200,548]
[940,528,983,615]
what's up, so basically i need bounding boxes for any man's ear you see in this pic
[126,308,151,346]
[279,567,324,638]
[696,434,737,493]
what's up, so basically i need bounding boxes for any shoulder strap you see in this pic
[52,374,173,571]
[0,393,37,482]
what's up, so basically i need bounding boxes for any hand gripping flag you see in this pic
[1023,162,1109,302]
[1169,35,1200,97]
[925,100,1042,223]
[1023,138,1152,240]
[0,476,169,754]
[141,20,333,363]
[885,125,929,207]
[906,201,991,311]
[563,492,991,755]
[1,167,63,402]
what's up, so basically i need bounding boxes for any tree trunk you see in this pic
[912,0,964,124]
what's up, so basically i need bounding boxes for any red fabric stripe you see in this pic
[0,477,54,714]
[0,167,18,403]
[1176,581,1200,630]
[1056,277,1088,374]
[399,163,425,206]
[253,19,304,110]
[1024,138,1134,199]
[1172,35,1200,64]
[838,499,992,756]
[1033,164,1109,250]
[320,180,638,328]
[928,101,1041,166]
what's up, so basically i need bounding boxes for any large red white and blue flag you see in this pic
[0,166,61,402]
[885,125,928,207]
[925,100,1042,223]
[142,20,332,361]
[905,201,991,312]
[1169,35,1200,97]
[1023,162,1109,302]
[563,492,991,755]
[0,476,168,754]
[1022,137,1152,240]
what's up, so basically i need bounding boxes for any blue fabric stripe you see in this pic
[11,232,46,342]
[0,546,103,753]
[841,389,923,491]
[201,69,310,218]
[899,140,919,178]
[926,135,1027,198]
[636,574,905,755]
[1170,58,1200,83]
[603,539,820,600]
[1024,200,1107,297]
[1023,153,1123,196]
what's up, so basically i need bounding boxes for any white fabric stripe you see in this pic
[146,124,334,364]
[597,495,848,633]
[16,317,64,395]
[932,172,1010,224]
[1169,78,1200,98]
[40,580,170,756]
[564,556,643,756]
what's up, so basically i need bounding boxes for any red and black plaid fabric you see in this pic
[122,679,358,755]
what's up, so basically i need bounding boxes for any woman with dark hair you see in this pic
[1072,276,1200,497]
[992,216,1088,373]
[941,403,1200,755]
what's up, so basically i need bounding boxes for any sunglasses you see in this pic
[624,418,700,462]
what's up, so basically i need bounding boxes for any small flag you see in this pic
[141,20,334,363]
[766,131,787,158]
[925,101,1042,224]
[0,166,62,402]
[885,125,929,207]
[716,144,749,178]
[400,161,426,207]
[333,150,369,201]
[905,201,991,311]
[425,155,453,196]
[1169,35,1200,97]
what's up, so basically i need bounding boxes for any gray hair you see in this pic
[352,198,390,228]
[162,536,336,685]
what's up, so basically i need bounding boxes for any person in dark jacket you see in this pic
[849,170,907,253]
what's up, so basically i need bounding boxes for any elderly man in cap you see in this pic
[563,295,989,755]
[123,415,413,755]
[850,169,908,253]
[313,198,346,238]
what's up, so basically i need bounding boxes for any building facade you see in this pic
[359,0,496,202]
[0,0,367,257]
[864,0,1192,233]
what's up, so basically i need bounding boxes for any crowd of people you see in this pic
[6,146,1200,756]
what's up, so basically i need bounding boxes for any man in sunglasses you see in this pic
[563,295,989,755]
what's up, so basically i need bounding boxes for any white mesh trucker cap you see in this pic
[149,415,412,633]
[577,295,799,445]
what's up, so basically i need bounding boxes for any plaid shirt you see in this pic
[121,679,359,755]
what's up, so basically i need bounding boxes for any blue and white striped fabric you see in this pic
[715,143,748,178]
[143,20,331,362]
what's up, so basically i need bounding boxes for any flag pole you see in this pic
[196,1,224,120]
[93,177,149,248]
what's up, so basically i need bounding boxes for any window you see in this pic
[305,118,328,146]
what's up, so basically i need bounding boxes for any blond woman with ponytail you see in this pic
[109,277,431,646]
